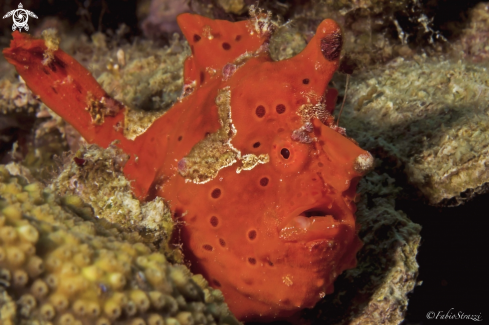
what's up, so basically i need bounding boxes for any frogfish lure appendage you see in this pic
[3,13,374,322]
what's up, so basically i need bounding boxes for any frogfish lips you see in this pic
[280,208,345,243]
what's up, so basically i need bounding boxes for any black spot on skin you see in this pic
[222,42,231,50]
[281,148,290,159]
[194,34,201,42]
[302,78,310,84]
[253,142,260,148]
[320,30,342,61]
[255,105,265,118]
[210,216,219,227]
[203,244,213,251]
[51,87,58,94]
[276,104,286,114]
[211,188,221,199]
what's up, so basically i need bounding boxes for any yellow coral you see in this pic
[0,166,237,325]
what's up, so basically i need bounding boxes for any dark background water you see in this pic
[401,193,488,325]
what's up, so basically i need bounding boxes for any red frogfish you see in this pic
[3,12,373,322]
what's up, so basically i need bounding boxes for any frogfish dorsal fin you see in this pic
[177,13,270,88]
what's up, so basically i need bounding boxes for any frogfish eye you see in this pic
[272,137,310,173]
[280,148,290,159]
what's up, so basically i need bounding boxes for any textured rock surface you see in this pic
[337,57,489,206]
[0,72,39,115]
[51,143,175,252]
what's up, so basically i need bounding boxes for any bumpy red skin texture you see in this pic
[3,15,369,322]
